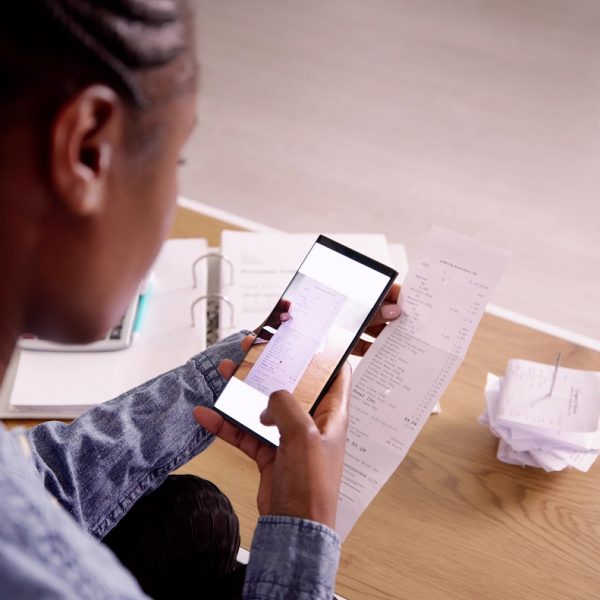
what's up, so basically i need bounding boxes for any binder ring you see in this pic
[192,253,234,288]
[191,294,235,329]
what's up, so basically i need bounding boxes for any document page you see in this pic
[496,360,600,433]
[481,369,600,472]
[336,227,510,539]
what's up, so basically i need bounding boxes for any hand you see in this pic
[264,298,291,328]
[255,298,292,340]
[352,283,401,356]
[193,337,351,529]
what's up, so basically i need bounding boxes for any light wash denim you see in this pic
[0,332,340,599]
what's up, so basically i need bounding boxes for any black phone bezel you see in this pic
[214,234,398,447]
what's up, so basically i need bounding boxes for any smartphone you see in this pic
[214,235,398,446]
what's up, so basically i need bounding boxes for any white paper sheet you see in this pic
[481,368,600,472]
[496,360,600,433]
[336,227,510,539]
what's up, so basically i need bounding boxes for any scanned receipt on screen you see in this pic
[244,277,346,395]
[336,226,511,539]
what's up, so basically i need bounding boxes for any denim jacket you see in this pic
[0,333,340,599]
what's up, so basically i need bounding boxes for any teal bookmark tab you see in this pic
[133,282,153,333]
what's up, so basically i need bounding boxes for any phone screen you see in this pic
[214,235,397,446]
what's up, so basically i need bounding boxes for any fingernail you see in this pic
[382,305,400,320]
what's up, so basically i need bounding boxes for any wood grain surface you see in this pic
[4,207,599,599]
[170,208,600,599]
[169,206,243,246]
[179,312,600,600]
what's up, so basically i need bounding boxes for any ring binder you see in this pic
[191,293,234,330]
[192,253,234,288]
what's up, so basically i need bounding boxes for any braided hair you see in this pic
[1,0,193,110]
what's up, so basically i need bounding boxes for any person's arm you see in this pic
[1,425,149,600]
[244,516,341,599]
[22,331,248,540]
[196,364,353,600]
[195,285,401,599]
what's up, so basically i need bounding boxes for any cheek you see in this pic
[98,159,179,326]
[117,165,179,299]
[156,171,179,239]
[140,163,179,262]
[28,223,141,344]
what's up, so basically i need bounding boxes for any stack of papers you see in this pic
[480,359,600,472]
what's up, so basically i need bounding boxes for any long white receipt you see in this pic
[336,227,510,539]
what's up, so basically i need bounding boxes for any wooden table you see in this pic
[5,206,600,600]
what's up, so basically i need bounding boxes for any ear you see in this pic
[50,85,124,217]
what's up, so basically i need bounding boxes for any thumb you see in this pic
[260,390,314,438]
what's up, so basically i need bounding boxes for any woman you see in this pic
[0,1,400,598]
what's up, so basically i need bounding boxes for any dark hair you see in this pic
[103,475,244,600]
[1,0,194,110]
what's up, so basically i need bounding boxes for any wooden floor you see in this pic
[180,0,600,340]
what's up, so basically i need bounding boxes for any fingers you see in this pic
[194,406,265,461]
[218,359,237,379]
[260,390,314,436]
[241,334,256,353]
[218,334,256,378]
[352,338,372,357]
[381,303,401,320]
[261,364,352,433]
[387,283,401,304]
[367,284,402,328]
[193,405,224,434]
[279,298,292,323]
[262,299,293,330]
[363,322,386,339]
[351,285,402,355]
[315,362,352,418]
[369,302,401,328]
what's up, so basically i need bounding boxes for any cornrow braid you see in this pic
[1,0,191,108]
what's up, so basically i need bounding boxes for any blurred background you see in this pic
[180,0,600,340]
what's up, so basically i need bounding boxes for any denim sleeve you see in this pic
[0,426,149,600]
[244,516,341,600]
[24,332,248,539]
[1,426,341,600]
[20,330,342,600]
